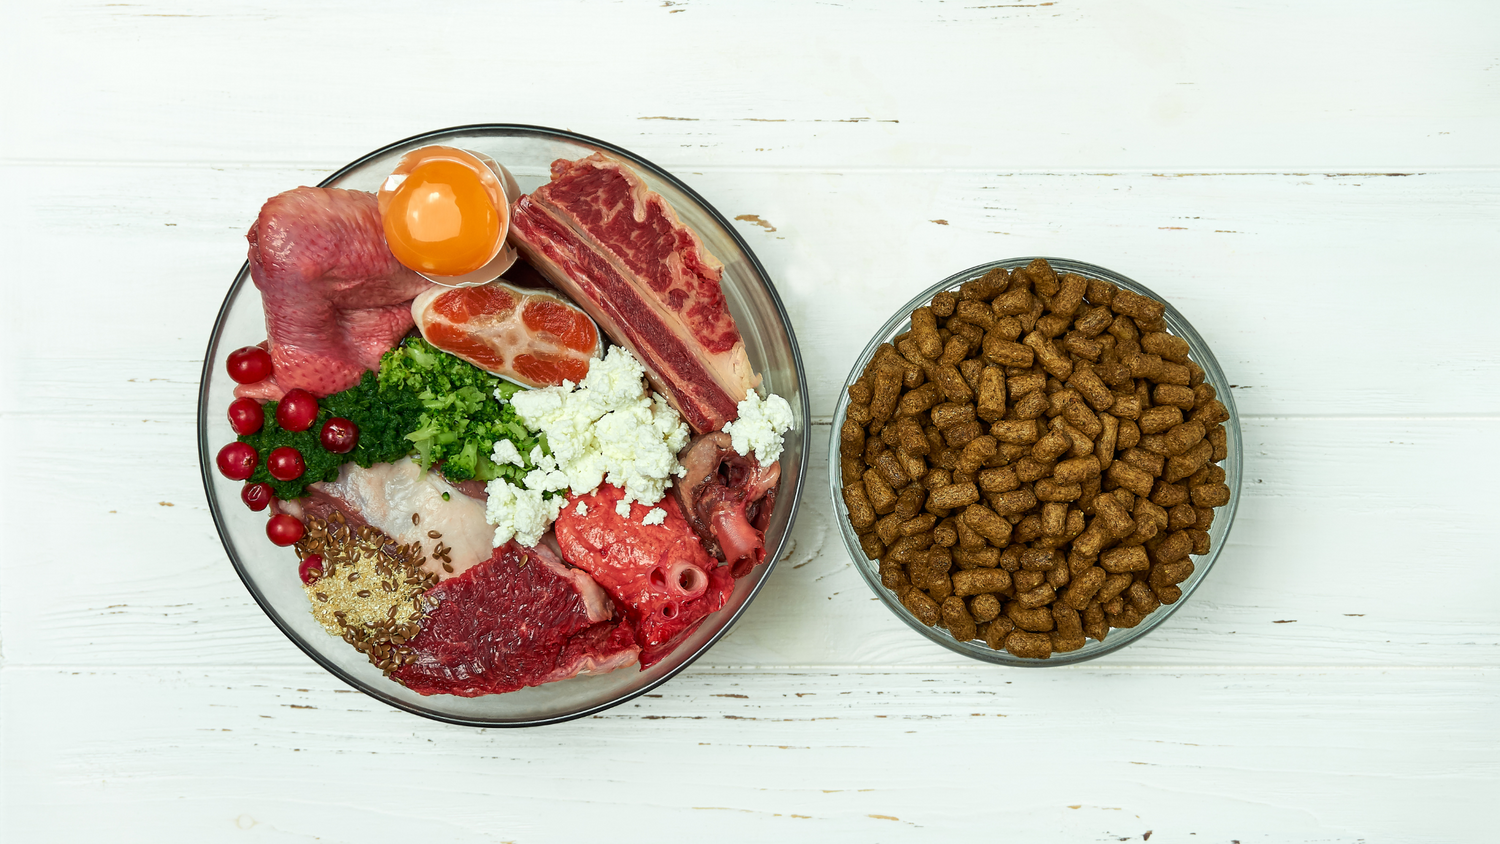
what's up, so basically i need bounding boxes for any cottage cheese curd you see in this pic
[483,347,691,545]
[722,391,794,465]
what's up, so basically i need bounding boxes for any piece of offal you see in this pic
[508,153,760,433]
[553,484,734,668]
[411,281,601,388]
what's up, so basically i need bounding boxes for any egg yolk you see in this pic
[382,158,501,276]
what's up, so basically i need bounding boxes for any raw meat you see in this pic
[239,187,431,399]
[412,281,601,388]
[509,154,760,433]
[280,458,492,581]
[674,433,781,578]
[393,541,640,697]
[553,484,734,668]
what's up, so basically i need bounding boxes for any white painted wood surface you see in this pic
[2,1,1497,841]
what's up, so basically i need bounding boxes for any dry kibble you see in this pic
[1005,630,1053,659]
[841,259,1231,659]
[953,568,1012,596]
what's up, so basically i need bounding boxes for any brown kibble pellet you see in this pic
[897,382,942,417]
[991,419,1041,445]
[976,366,1007,421]
[1191,482,1232,508]
[983,617,1016,649]
[928,482,980,510]
[978,466,1020,494]
[903,589,942,627]
[863,469,898,514]
[953,547,1001,568]
[874,512,904,546]
[962,503,1014,546]
[942,596,978,641]
[1024,331,1073,380]
[1016,583,1056,609]
[1054,456,1101,484]
[1111,288,1165,322]
[1162,420,1206,457]
[1100,545,1150,573]
[1153,383,1196,410]
[1164,439,1214,483]
[1005,630,1053,659]
[970,593,1002,623]
[910,307,942,359]
[869,365,903,423]
[983,335,1034,367]
[1107,461,1155,497]
[1139,405,1183,435]
[859,533,885,561]
[1061,566,1106,610]
[953,568,1012,597]
[931,403,976,432]
[1141,331,1190,363]
[930,290,957,317]
[842,483,877,531]
[961,267,1009,301]
[1006,602,1055,633]
[872,450,909,489]
[988,487,1039,516]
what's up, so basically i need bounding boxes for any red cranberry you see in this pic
[320,417,359,454]
[298,554,325,584]
[266,514,305,546]
[226,346,273,384]
[228,397,265,436]
[266,446,305,481]
[216,441,257,481]
[241,482,273,512]
[275,389,319,433]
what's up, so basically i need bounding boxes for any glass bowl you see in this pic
[829,258,1241,666]
[198,125,809,726]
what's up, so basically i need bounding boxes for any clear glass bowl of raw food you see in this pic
[198,125,810,726]
[829,258,1241,666]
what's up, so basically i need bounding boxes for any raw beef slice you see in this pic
[393,541,639,696]
[509,153,760,433]
[553,484,734,668]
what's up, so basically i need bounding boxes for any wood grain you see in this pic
[2,0,1497,840]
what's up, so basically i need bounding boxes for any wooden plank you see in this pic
[3,666,1493,841]
[3,1,1498,169]
[3,164,1499,417]
[3,412,1495,668]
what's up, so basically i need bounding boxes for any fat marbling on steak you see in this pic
[508,153,760,433]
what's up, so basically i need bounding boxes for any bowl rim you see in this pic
[197,124,811,727]
[829,257,1242,667]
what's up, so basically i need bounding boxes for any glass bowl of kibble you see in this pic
[830,258,1242,666]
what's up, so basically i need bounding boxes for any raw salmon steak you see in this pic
[411,281,602,388]
[553,484,734,668]
[509,153,760,432]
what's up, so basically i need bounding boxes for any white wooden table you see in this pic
[3,2,1496,840]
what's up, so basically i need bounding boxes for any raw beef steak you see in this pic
[393,541,639,696]
[509,154,760,433]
